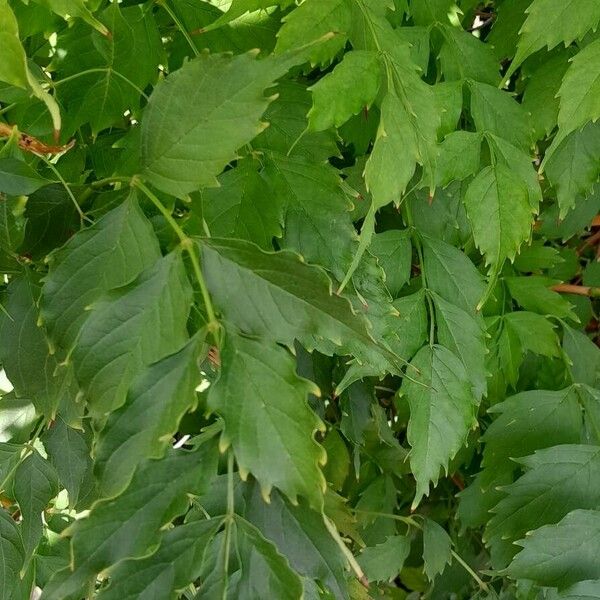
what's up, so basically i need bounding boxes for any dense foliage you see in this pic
[1,0,600,598]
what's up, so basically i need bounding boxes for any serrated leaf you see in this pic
[546,122,600,217]
[357,535,411,583]
[97,518,222,600]
[95,334,205,498]
[410,0,455,25]
[36,0,109,35]
[508,509,600,589]
[235,517,304,600]
[436,131,482,188]
[438,24,499,85]
[503,311,560,358]
[308,50,382,131]
[364,92,419,208]
[263,154,355,280]
[42,419,93,509]
[554,580,600,600]
[506,0,600,81]
[0,0,29,89]
[71,251,192,416]
[141,51,303,197]
[469,82,532,151]
[254,81,338,161]
[486,445,600,556]
[563,324,600,387]
[193,160,282,250]
[482,387,585,470]
[422,518,452,581]
[243,484,349,600]
[549,38,600,155]
[42,443,218,600]
[0,508,24,599]
[421,234,486,313]
[369,230,412,297]
[200,237,407,376]
[432,291,487,400]
[0,274,67,418]
[274,0,350,66]
[13,450,59,558]
[464,163,534,268]
[402,344,477,507]
[40,195,161,353]
[208,329,326,509]
[55,4,164,134]
[0,158,50,196]
[506,275,576,320]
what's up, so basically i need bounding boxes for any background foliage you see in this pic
[0,0,600,598]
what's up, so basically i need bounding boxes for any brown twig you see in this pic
[0,122,75,155]
[552,283,600,297]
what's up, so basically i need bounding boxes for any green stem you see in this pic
[157,0,199,57]
[132,179,220,337]
[35,154,89,224]
[90,175,133,189]
[220,450,235,600]
[450,549,489,592]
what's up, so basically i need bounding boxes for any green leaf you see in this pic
[506,0,600,80]
[308,50,382,131]
[486,445,600,555]
[432,291,487,400]
[0,442,21,484]
[469,82,532,151]
[200,237,407,376]
[254,81,338,161]
[505,275,576,320]
[522,49,572,140]
[97,518,222,600]
[463,163,534,268]
[563,324,600,387]
[40,194,161,353]
[410,0,455,25]
[193,160,282,250]
[482,387,585,470]
[402,344,476,507]
[421,234,486,313]
[13,450,59,558]
[554,580,600,600]
[550,38,600,154]
[235,517,304,599]
[55,4,164,134]
[0,508,24,599]
[357,535,411,583]
[369,230,412,297]
[262,155,355,280]
[141,50,303,197]
[438,24,499,85]
[0,158,50,196]
[71,250,192,416]
[36,0,109,35]
[274,0,351,66]
[546,123,600,217]
[42,443,218,600]
[364,92,420,208]
[244,484,349,600]
[508,509,600,589]
[0,274,67,418]
[422,518,452,581]
[94,334,204,498]
[42,419,94,509]
[208,329,326,509]
[503,311,560,358]
[436,131,482,187]
[0,0,29,89]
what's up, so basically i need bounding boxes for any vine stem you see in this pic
[220,449,235,600]
[132,179,220,337]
